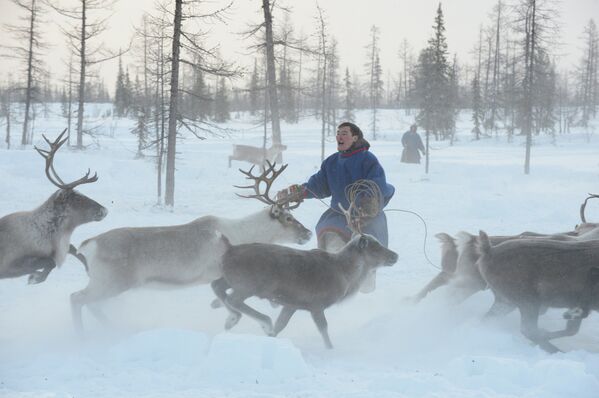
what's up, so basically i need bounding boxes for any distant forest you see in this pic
[1,0,598,202]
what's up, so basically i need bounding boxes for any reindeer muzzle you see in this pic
[95,207,108,221]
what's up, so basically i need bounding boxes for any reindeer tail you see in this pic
[476,230,492,257]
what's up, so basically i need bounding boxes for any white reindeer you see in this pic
[70,162,311,333]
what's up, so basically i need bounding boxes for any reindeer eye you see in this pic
[285,215,293,223]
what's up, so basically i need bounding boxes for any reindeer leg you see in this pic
[28,259,57,284]
[518,303,561,354]
[273,306,296,336]
[544,266,599,341]
[483,296,516,319]
[543,318,584,340]
[411,271,452,303]
[225,290,273,336]
[70,282,127,336]
[211,278,242,330]
[3,256,56,283]
[310,309,333,349]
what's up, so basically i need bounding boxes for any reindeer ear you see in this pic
[358,235,369,250]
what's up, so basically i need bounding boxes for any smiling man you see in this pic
[277,122,395,293]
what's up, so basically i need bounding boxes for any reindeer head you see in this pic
[35,129,107,228]
[235,161,312,244]
[350,233,398,268]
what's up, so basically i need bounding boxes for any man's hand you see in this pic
[276,184,304,203]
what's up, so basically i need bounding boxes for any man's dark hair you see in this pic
[338,122,364,140]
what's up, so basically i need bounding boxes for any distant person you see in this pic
[401,124,426,164]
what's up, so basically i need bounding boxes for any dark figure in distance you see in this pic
[401,124,425,164]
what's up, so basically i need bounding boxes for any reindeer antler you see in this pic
[580,193,599,223]
[34,129,99,190]
[235,161,289,206]
[338,180,383,234]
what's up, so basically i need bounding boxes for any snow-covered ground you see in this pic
[1,107,598,397]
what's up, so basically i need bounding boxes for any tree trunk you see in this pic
[21,0,37,146]
[524,0,536,175]
[165,0,183,207]
[75,0,87,148]
[261,0,282,161]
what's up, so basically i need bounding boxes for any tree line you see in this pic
[1,0,598,204]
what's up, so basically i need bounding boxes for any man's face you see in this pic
[337,126,357,151]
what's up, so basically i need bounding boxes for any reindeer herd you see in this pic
[1,129,598,353]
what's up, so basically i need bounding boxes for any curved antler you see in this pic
[235,161,287,205]
[580,193,599,223]
[34,129,99,190]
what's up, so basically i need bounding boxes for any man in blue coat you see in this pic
[278,122,395,291]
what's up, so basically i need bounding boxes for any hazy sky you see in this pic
[1,0,598,90]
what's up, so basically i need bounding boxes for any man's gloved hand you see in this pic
[357,196,379,218]
[276,184,304,203]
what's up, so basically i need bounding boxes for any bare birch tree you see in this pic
[49,0,122,148]
[1,0,47,145]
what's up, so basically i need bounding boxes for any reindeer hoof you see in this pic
[261,319,274,336]
[211,298,223,309]
[563,307,584,320]
[225,314,241,330]
[28,271,46,285]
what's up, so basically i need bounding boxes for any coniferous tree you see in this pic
[364,25,383,140]
[213,77,230,123]
[342,67,355,123]
[1,79,13,149]
[414,3,452,172]
[472,74,483,140]
[114,55,128,116]
[131,107,149,158]
[248,59,260,116]
[578,19,598,126]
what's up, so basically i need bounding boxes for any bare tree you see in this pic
[163,0,237,206]
[1,77,14,149]
[315,3,328,161]
[512,0,560,174]
[1,0,47,145]
[577,19,598,126]
[260,0,283,159]
[487,0,507,134]
[398,38,413,111]
[49,0,123,148]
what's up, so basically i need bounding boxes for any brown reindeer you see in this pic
[476,231,599,353]
[0,129,106,284]
[212,186,398,349]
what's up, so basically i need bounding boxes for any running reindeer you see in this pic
[412,193,599,305]
[69,161,311,334]
[0,129,107,284]
[476,230,599,353]
[212,180,398,349]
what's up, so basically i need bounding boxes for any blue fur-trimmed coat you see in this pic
[302,145,395,247]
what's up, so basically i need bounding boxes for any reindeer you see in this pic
[413,195,599,304]
[476,231,599,353]
[0,129,106,284]
[70,162,311,333]
[228,144,287,169]
[211,187,398,349]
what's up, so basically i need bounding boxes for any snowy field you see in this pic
[1,106,599,397]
